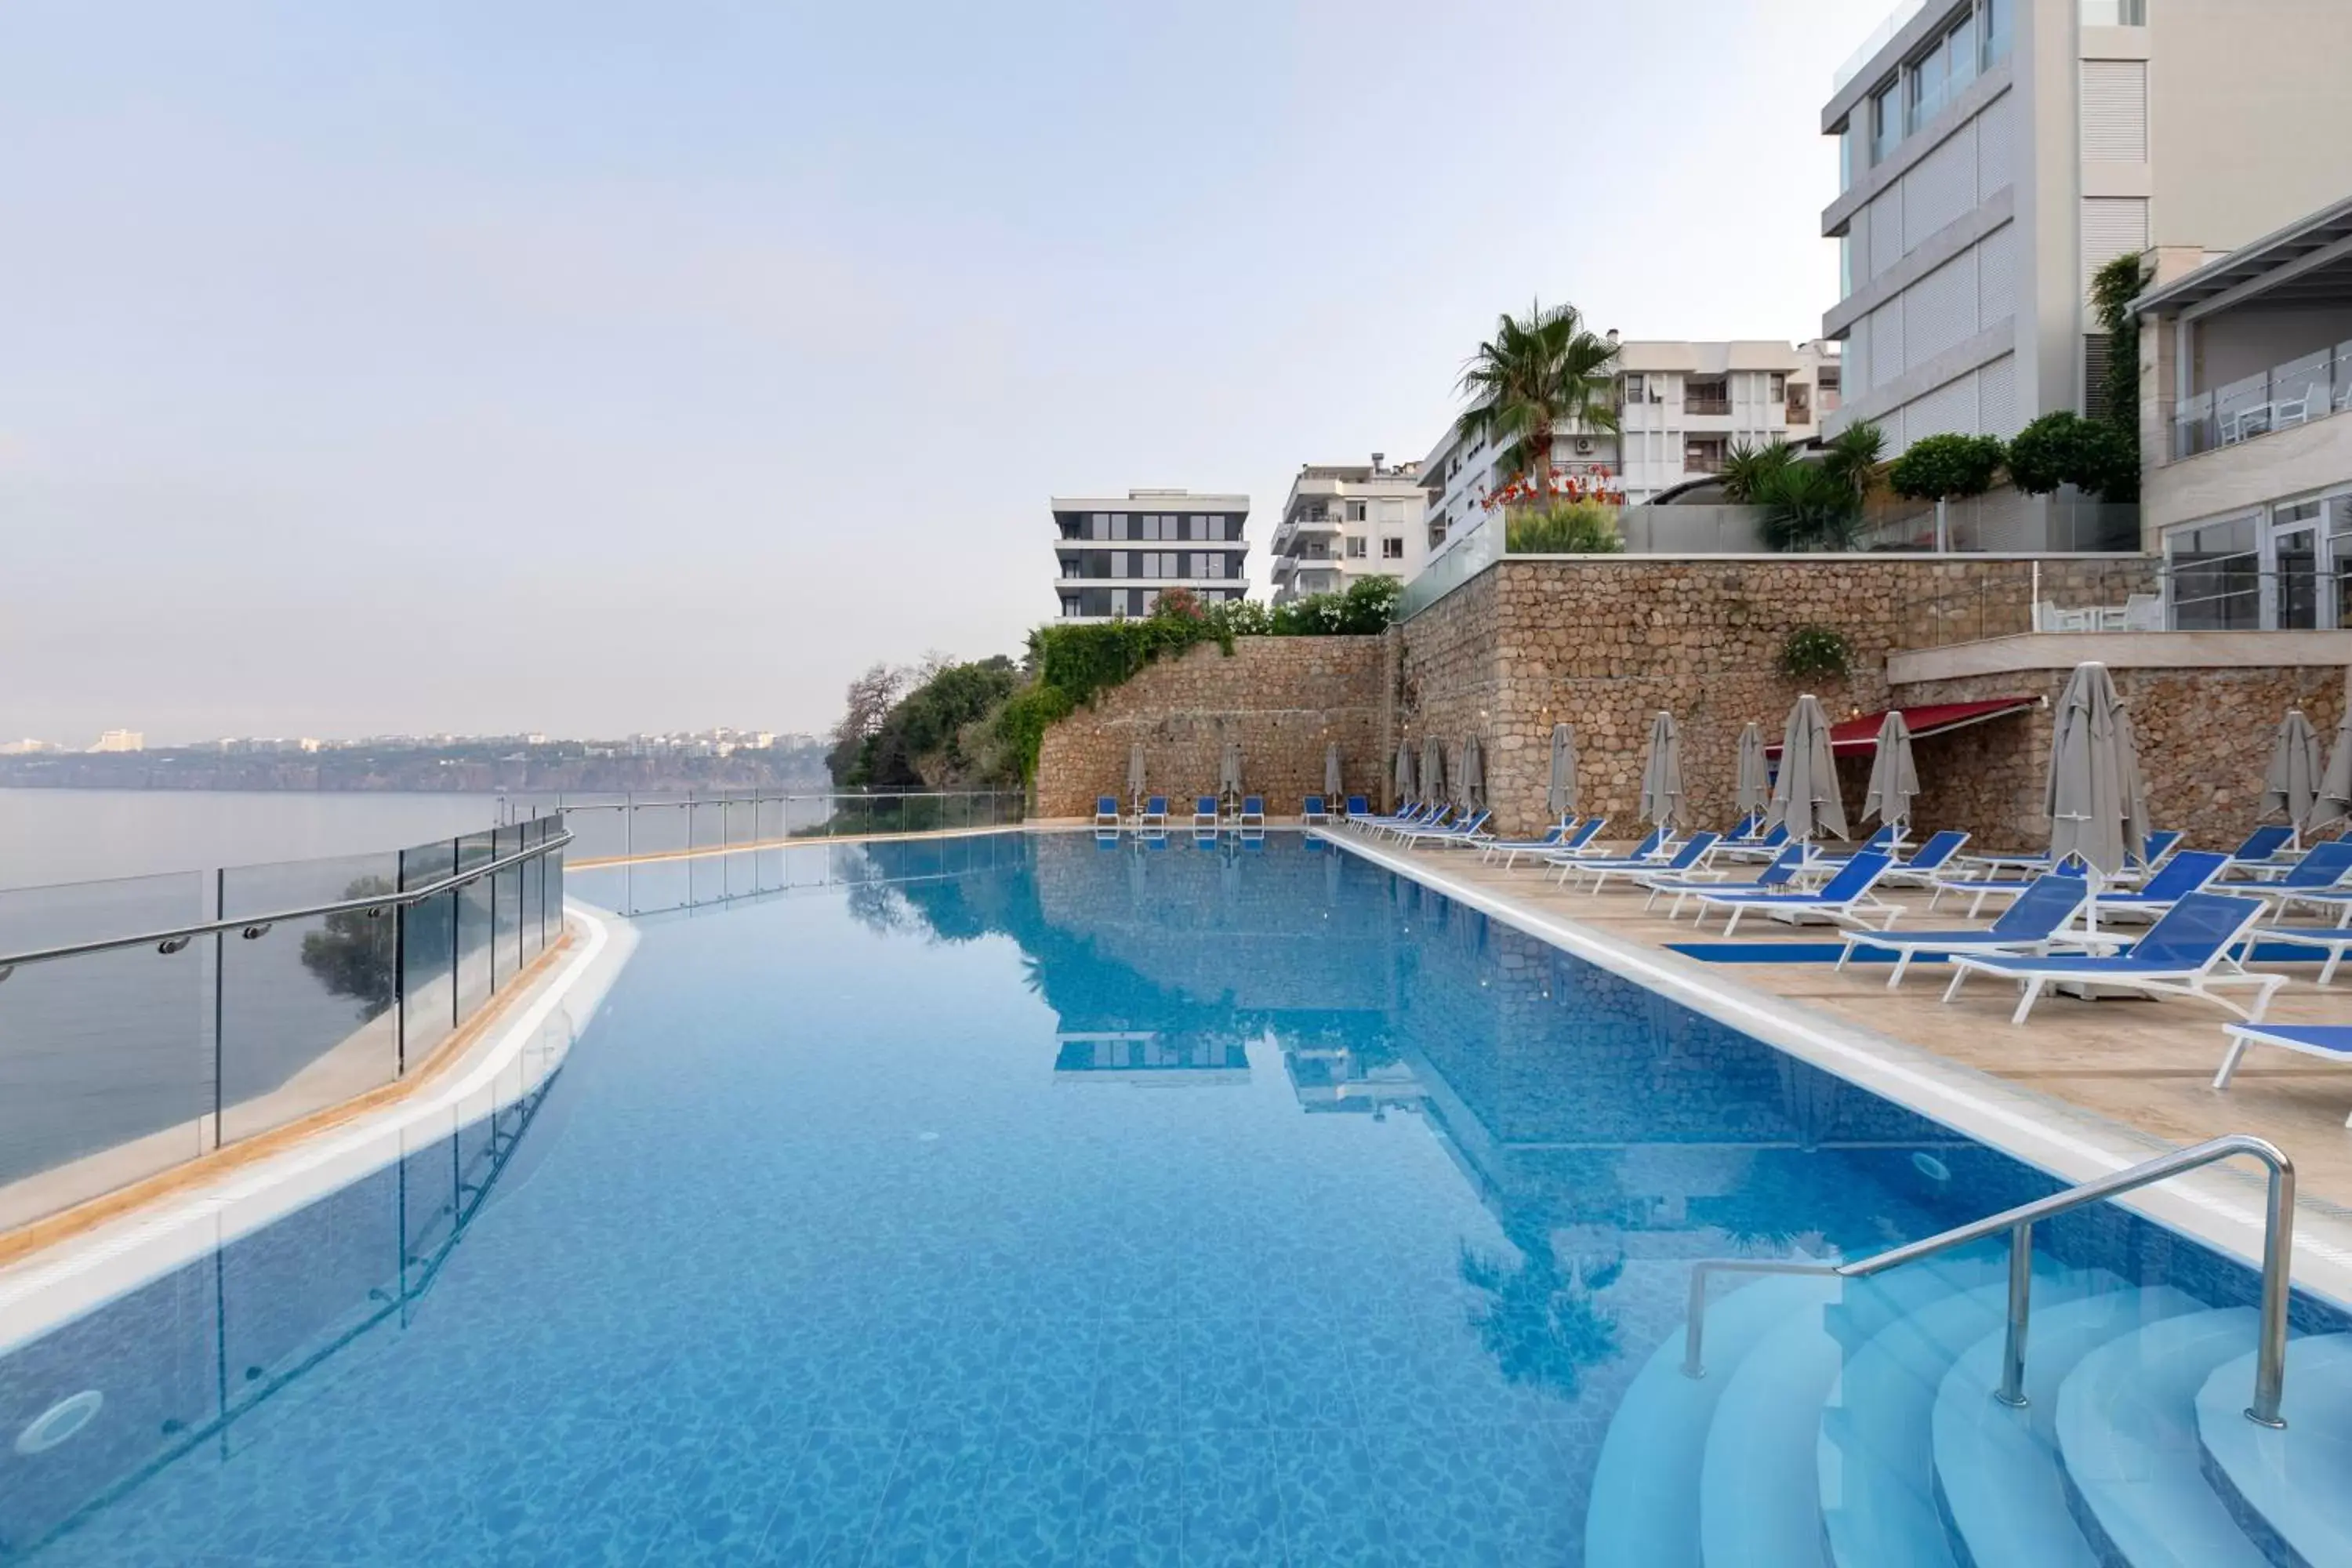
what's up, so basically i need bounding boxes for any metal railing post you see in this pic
[1996,1220,2033,1406]
[212,867,226,1150]
[2251,1156,2296,1427]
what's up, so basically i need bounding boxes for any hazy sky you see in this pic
[1,0,1892,746]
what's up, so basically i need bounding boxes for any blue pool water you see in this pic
[0,833,2338,1566]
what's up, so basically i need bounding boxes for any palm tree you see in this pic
[1820,419,1886,502]
[1455,299,1621,492]
[1719,437,1797,503]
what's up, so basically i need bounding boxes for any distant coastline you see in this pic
[0,745,832,797]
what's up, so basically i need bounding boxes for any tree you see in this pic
[1888,433,2006,502]
[827,662,909,783]
[2006,412,2137,500]
[1820,420,1886,502]
[1454,299,1621,490]
[1719,438,1797,503]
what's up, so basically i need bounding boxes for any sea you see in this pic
[0,789,515,891]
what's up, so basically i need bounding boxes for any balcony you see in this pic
[2174,343,2352,459]
[1683,397,1732,417]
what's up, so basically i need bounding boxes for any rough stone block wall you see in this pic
[1033,637,1385,818]
[1396,556,2154,838]
[1895,665,2350,851]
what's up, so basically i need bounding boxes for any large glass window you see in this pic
[2165,514,2259,629]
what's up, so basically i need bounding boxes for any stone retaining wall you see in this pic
[1893,664,2350,851]
[1033,637,1385,818]
[1396,556,2153,837]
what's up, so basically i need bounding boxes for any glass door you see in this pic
[2270,500,2324,629]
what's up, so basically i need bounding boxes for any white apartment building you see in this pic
[1614,340,1842,501]
[1418,337,1839,572]
[1050,489,1250,623]
[1269,456,1428,604]
[88,729,143,753]
[1820,0,2352,477]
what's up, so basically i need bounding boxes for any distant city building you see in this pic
[1269,456,1427,605]
[88,729,143,753]
[0,739,60,756]
[1051,489,1250,623]
[1818,0,2352,545]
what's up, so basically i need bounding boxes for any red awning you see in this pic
[1766,696,2037,757]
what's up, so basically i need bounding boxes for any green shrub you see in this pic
[2005,412,2137,500]
[1719,438,1797,503]
[1821,420,1886,500]
[1505,499,1623,554]
[1269,575,1403,633]
[1755,462,1864,552]
[1776,624,1853,683]
[1888,433,2005,501]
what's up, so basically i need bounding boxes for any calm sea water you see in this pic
[0,790,510,890]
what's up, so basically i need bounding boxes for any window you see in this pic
[1769,372,1788,401]
[2081,0,2143,23]
[1787,383,1813,425]
[1871,82,1898,165]
[1089,512,1110,540]
[2082,335,2113,422]
[1685,436,1730,474]
[1061,558,1080,579]
[2165,515,2259,630]
[1381,537,1403,560]
[1346,535,1367,559]
[1139,589,1159,614]
[1187,514,1208,541]
[1982,0,2011,68]
[1623,373,1645,403]
[1111,551,1129,578]
[1061,596,1080,618]
[1685,376,1730,415]
[1347,501,1367,522]
[1819,366,1841,393]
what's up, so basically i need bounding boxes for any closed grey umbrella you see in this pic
[1461,737,1484,809]
[2314,710,2352,835]
[1766,694,1849,843]
[1548,724,1578,821]
[1127,743,1147,813]
[1639,711,1684,830]
[2047,661,2147,880]
[2262,709,2325,846]
[1861,710,1918,827]
[1325,742,1343,802]
[1421,736,1446,808]
[1396,738,1416,805]
[1733,721,1770,821]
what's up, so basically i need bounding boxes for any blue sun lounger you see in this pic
[1943,891,2279,1025]
[2065,849,2229,924]
[1344,795,1370,819]
[1873,830,1973,889]
[1192,796,1219,830]
[1483,817,1604,869]
[1961,829,2183,885]
[1548,823,1669,882]
[2216,823,2299,879]
[1808,822,1910,866]
[1141,795,1169,829]
[1563,832,1720,894]
[1689,851,1897,935]
[1239,795,1265,829]
[2233,840,2352,914]
[1838,873,2089,988]
[1094,796,1121,829]
[1715,822,1791,864]
[1397,808,1490,848]
[1302,795,1329,825]
[1642,844,1807,919]
[2216,1024,2352,1120]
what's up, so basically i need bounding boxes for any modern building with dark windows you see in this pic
[1817,0,2352,547]
[1051,489,1250,622]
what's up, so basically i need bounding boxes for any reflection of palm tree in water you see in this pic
[1457,1214,1624,1399]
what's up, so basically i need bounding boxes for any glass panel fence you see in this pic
[400,837,459,1069]
[519,820,546,965]
[218,850,402,1145]
[0,871,212,1224]
[454,829,497,1019]
[2176,340,2352,457]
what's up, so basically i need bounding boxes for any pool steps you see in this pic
[1588,1268,2352,1568]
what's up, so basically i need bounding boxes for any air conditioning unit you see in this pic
[1574,437,1594,455]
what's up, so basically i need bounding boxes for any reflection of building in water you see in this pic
[1053,1031,1250,1084]
[1277,1039,1422,1116]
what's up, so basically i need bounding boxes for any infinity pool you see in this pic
[0,833,2325,1566]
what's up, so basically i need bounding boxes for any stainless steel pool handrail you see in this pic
[0,829,573,978]
[1679,1133,2296,1428]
